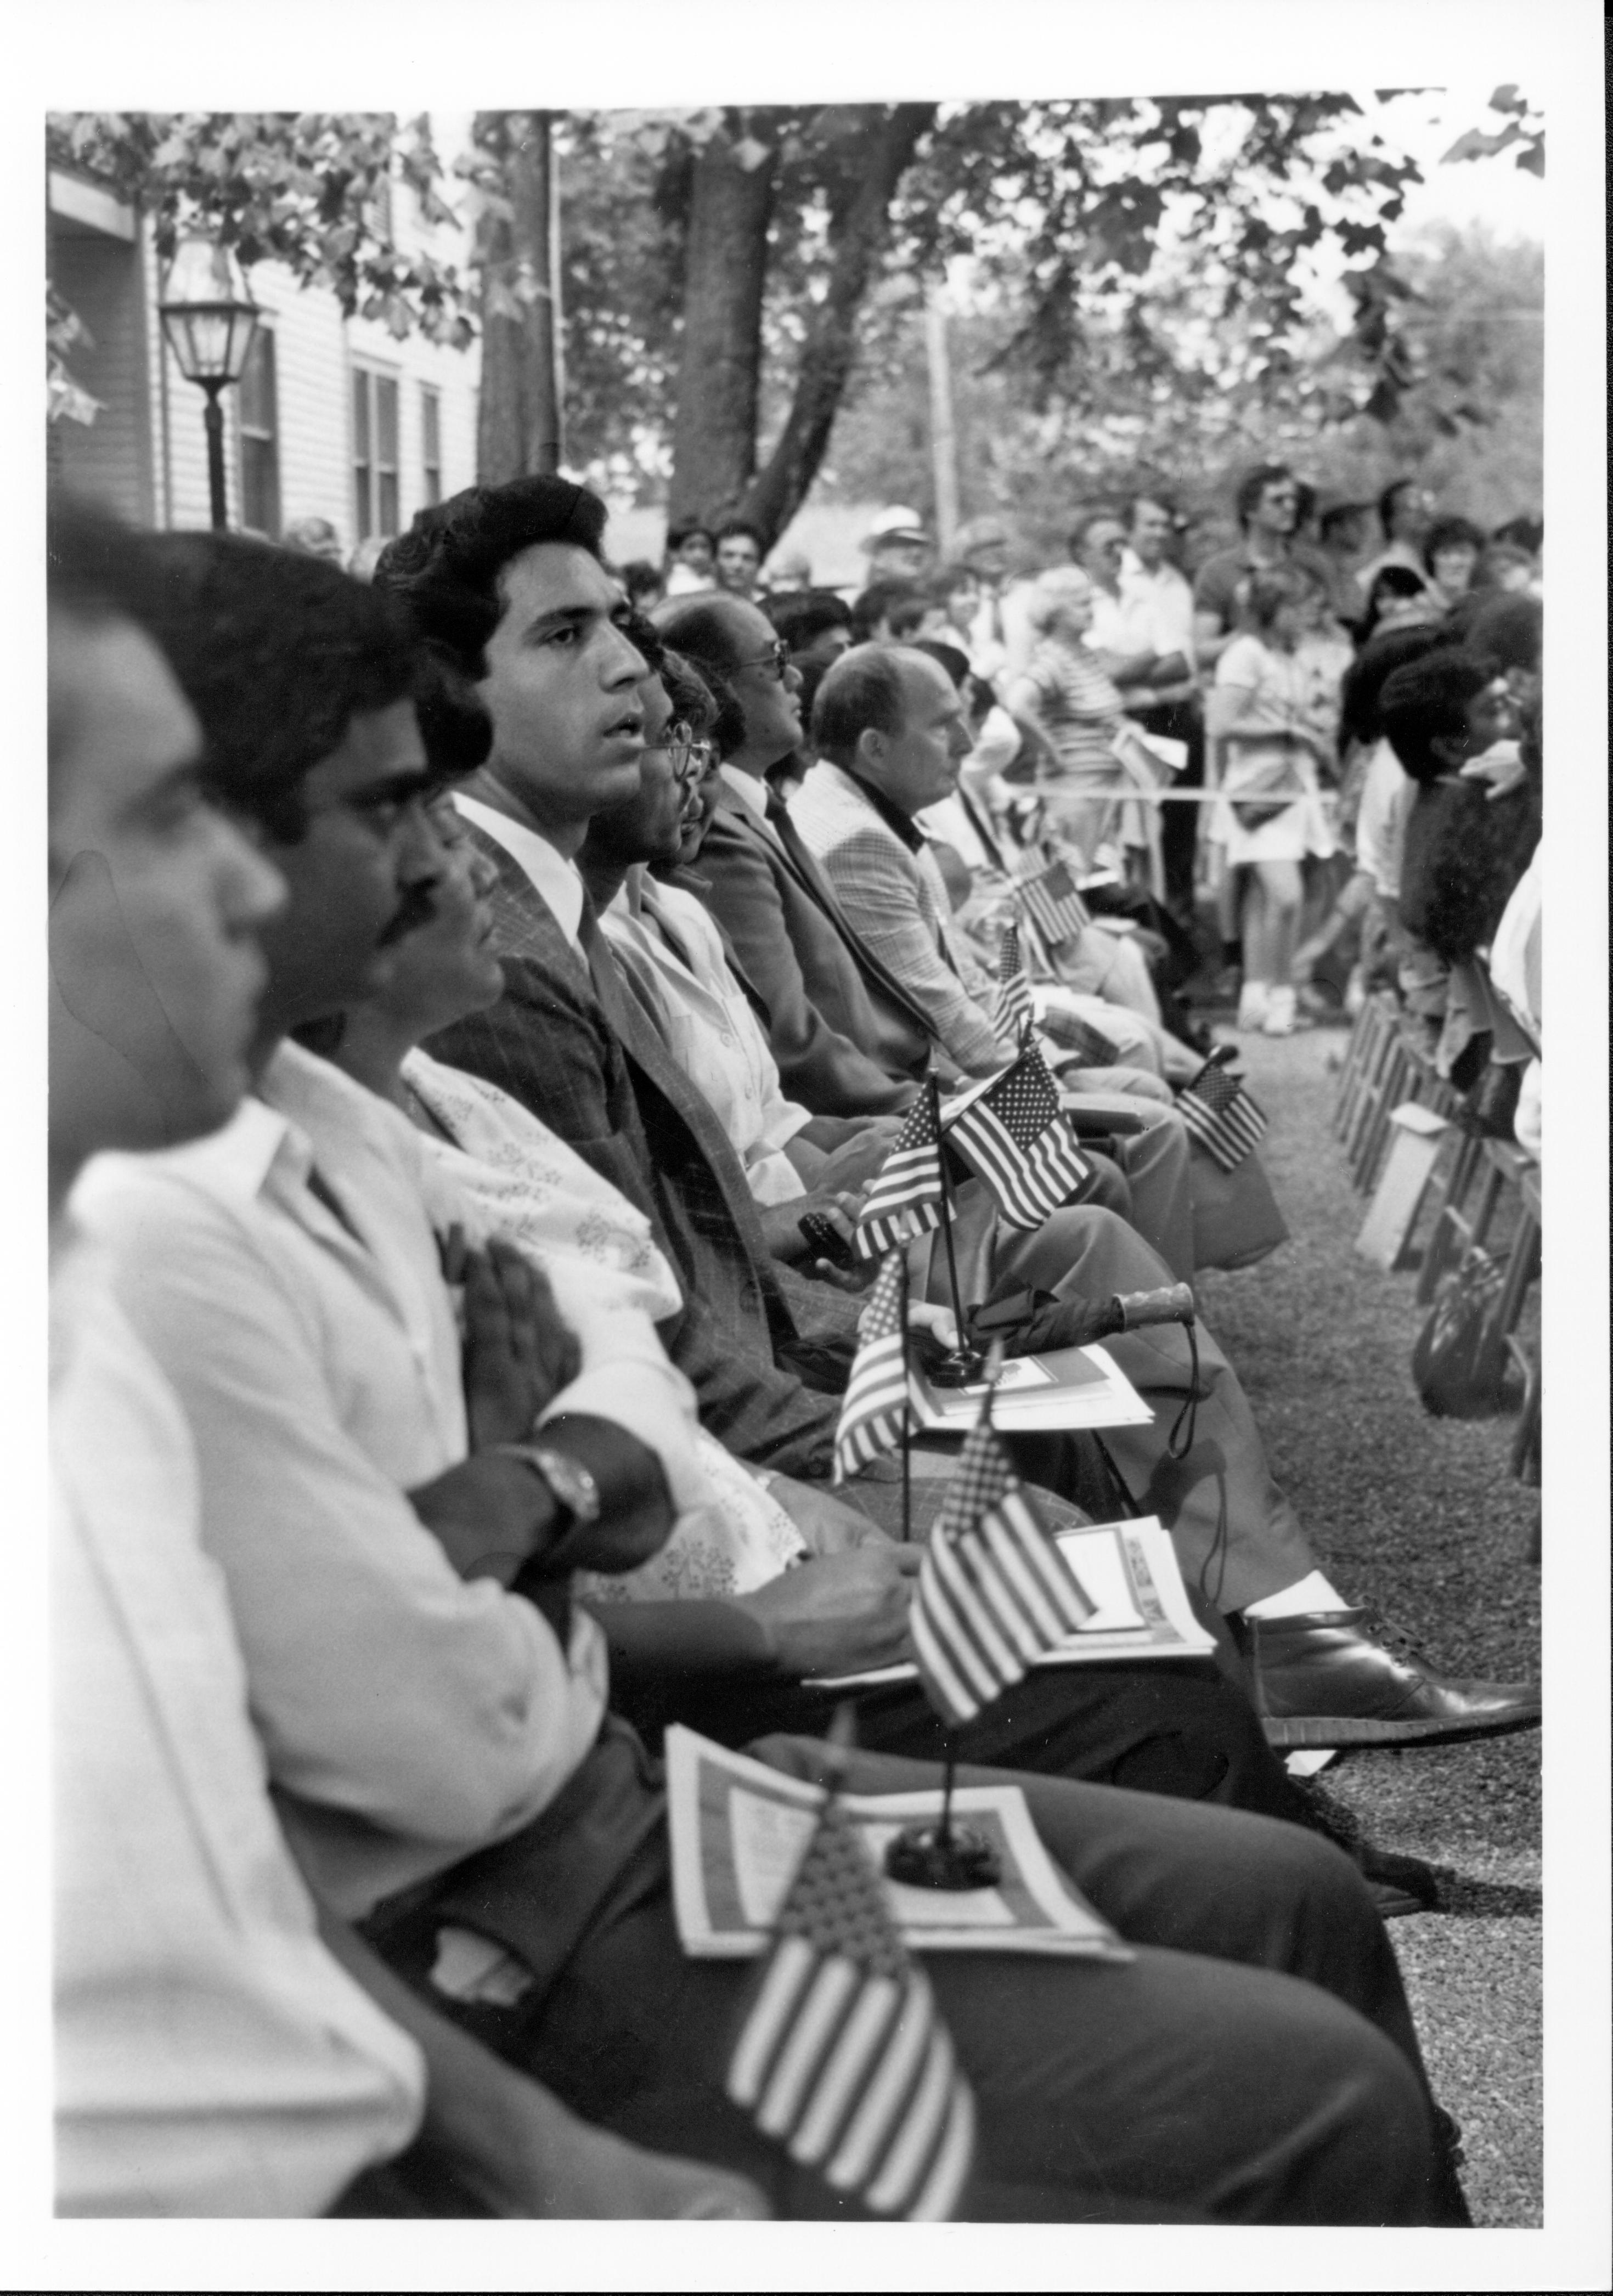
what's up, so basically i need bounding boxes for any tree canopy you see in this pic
[46,94,1542,544]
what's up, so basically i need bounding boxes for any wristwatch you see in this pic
[495,1441,602,1545]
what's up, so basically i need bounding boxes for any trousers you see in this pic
[927,1198,1317,1614]
[392,1740,1445,2225]
[610,1655,1312,1828]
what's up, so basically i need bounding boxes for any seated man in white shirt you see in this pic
[72,515,1474,2227]
[47,504,761,2221]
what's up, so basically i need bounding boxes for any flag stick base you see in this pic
[917,1342,988,1388]
[883,1823,1002,1891]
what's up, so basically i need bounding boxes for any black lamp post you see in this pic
[157,239,261,532]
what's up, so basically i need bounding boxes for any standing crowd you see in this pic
[50,453,1541,2222]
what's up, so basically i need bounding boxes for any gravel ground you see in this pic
[1194,1020,1542,2230]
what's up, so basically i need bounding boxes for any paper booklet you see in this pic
[806,1517,1217,1694]
[906,1341,1153,1433]
[665,1725,1131,1962]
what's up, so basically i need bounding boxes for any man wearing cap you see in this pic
[861,505,933,586]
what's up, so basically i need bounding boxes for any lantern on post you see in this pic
[157,239,261,531]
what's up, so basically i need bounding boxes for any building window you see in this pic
[421,385,443,507]
[352,365,400,539]
[238,326,281,538]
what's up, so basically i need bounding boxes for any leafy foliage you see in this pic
[46,112,475,346]
[549,94,1450,509]
[817,223,1541,557]
[1442,84,1545,178]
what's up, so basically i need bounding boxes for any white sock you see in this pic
[1243,1571,1350,1621]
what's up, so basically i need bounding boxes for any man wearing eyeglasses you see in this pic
[1191,464,1332,669]
[658,591,942,1120]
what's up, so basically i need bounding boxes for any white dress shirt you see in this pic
[52,1236,425,2214]
[72,1043,609,1920]
[601,872,812,1205]
[718,761,773,829]
[1353,738,1415,900]
[455,793,586,951]
[1117,552,1197,664]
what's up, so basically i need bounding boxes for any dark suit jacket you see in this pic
[698,785,935,1119]
[428,823,837,1476]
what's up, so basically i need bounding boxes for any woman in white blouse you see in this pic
[321,790,813,1608]
[1205,568,1339,1036]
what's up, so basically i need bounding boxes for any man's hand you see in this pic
[810,1121,905,1195]
[904,1301,960,1353]
[759,1188,867,1285]
[314,1910,770,2219]
[765,1475,890,1556]
[450,1229,580,1448]
[1460,741,1529,802]
[736,1547,922,1676]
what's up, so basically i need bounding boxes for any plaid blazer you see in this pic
[698,785,933,1118]
[428,823,837,1476]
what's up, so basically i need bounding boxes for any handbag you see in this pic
[1410,1249,1512,1418]
[1227,751,1307,832]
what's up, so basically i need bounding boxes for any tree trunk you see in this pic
[665,113,778,529]
[739,104,937,552]
[476,112,563,484]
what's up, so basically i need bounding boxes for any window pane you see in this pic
[376,376,399,467]
[378,470,399,537]
[421,385,442,506]
[241,438,281,539]
[352,368,371,461]
[239,329,277,436]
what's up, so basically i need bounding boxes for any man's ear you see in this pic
[855,724,887,776]
[1429,729,1469,772]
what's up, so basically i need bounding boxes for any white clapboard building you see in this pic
[48,161,481,548]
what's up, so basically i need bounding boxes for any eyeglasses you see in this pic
[734,638,793,681]
[648,723,717,788]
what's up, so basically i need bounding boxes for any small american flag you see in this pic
[992,923,1035,1049]
[945,1048,1090,1229]
[1176,1056,1268,1172]
[833,1251,910,1483]
[1013,849,1091,946]
[854,1091,944,1260]
[1037,1005,1121,1070]
[725,1789,976,2219]
[910,1404,1097,1728]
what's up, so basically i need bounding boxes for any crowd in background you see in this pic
[48,448,1543,2227]
[595,469,1542,1153]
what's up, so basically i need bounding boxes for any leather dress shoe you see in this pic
[1238,1606,1541,1748]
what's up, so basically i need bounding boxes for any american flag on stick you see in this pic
[1037,1004,1121,1070]
[833,1251,910,1483]
[1175,1056,1268,1172]
[992,923,1035,1049]
[945,1047,1090,1229]
[725,1780,976,2219]
[1012,849,1091,947]
[853,1091,944,1260]
[910,1385,1097,1728]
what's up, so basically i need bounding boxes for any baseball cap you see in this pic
[863,505,929,550]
